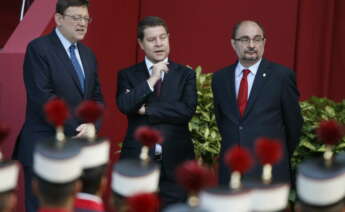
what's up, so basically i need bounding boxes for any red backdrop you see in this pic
[0,0,21,48]
[1,0,345,211]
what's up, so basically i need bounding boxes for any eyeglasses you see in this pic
[64,14,92,23]
[234,36,265,45]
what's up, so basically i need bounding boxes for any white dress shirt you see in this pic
[144,57,168,155]
[145,57,168,91]
[234,59,262,98]
[55,28,85,77]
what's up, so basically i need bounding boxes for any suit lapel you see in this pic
[135,61,150,81]
[223,65,240,122]
[136,62,157,102]
[243,59,272,118]
[49,31,84,97]
[227,65,240,121]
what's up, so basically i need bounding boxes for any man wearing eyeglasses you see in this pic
[212,20,303,186]
[12,0,103,211]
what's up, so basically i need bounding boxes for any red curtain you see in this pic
[1,1,345,211]
[3,0,343,158]
[295,0,345,101]
[137,0,345,102]
[0,1,21,48]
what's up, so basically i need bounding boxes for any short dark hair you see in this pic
[80,165,107,195]
[56,0,89,15]
[137,16,169,41]
[231,20,265,39]
[34,176,78,207]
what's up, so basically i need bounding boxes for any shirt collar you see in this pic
[77,192,102,203]
[38,208,71,212]
[144,57,169,75]
[55,28,77,51]
[235,59,262,77]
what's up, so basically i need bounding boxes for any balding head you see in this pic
[230,20,266,67]
[232,20,265,39]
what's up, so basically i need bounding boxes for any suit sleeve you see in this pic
[116,70,153,115]
[146,70,197,125]
[281,70,303,155]
[88,57,104,130]
[211,74,224,136]
[90,58,104,104]
[23,42,57,109]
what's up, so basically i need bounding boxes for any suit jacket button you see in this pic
[239,126,243,130]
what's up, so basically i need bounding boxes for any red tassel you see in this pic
[255,137,283,165]
[224,146,253,174]
[134,126,163,147]
[127,193,160,212]
[44,99,69,126]
[317,120,345,145]
[176,160,216,193]
[76,100,103,123]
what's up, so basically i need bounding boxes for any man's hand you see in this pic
[138,105,146,115]
[152,61,169,76]
[74,123,95,138]
[147,61,169,88]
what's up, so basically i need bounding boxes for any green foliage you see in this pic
[189,67,345,167]
[189,66,221,165]
[292,97,345,168]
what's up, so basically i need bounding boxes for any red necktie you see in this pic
[154,78,162,96]
[237,69,250,117]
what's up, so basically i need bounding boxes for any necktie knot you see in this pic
[69,44,76,52]
[242,69,250,78]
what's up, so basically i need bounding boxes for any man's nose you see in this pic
[248,39,255,47]
[155,39,163,46]
[78,19,88,26]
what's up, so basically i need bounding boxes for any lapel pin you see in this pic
[262,73,266,77]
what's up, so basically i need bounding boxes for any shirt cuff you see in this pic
[155,144,162,155]
[147,81,154,92]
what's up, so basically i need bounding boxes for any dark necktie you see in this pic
[69,44,85,92]
[154,78,162,96]
[237,69,250,117]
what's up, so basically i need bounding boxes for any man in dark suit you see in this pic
[12,0,103,211]
[116,16,197,208]
[212,20,303,185]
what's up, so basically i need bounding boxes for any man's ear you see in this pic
[262,38,267,47]
[54,13,62,27]
[137,39,144,50]
[99,175,107,196]
[230,39,236,50]
[73,180,82,195]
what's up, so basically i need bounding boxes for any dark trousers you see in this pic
[157,158,187,211]
[24,166,39,212]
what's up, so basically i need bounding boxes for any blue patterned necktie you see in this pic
[69,44,85,92]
